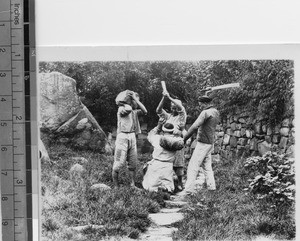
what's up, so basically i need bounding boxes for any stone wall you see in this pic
[213,112,295,160]
[108,111,295,160]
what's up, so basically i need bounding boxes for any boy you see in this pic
[156,91,187,191]
[178,95,220,197]
[142,123,184,193]
[112,90,147,188]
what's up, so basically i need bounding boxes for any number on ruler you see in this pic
[2,221,8,226]
[1,98,7,102]
[0,48,6,53]
[16,179,23,184]
[1,172,7,176]
[0,73,6,77]
[1,147,7,151]
[15,116,22,121]
[1,122,7,126]
[2,196,8,201]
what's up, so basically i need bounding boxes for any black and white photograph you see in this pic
[1,0,300,240]
[38,48,296,240]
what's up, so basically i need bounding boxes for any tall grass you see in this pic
[41,144,164,240]
[172,157,295,241]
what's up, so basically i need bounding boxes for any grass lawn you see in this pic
[41,144,166,240]
[172,157,295,240]
[41,144,295,240]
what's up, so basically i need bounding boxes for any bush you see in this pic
[244,152,295,207]
[244,152,295,239]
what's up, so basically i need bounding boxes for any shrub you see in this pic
[244,152,295,207]
[244,152,295,239]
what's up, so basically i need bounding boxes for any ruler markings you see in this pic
[1,0,36,239]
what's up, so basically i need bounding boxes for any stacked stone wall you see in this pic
[213,111,295,160]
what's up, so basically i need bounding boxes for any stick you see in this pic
[161,81,167,93]
[211,83,240,91]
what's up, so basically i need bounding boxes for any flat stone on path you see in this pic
[139,201,185,240]
[149,212,184,226]
[165,200,188,208]
[140,227,177,241]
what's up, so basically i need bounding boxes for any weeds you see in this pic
[42,144,163,240]
[42,144,295,240]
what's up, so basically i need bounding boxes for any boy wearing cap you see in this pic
[142,123,184,193]
[156,91,187,191]
[112,90,147,188]
[178,95,220,196]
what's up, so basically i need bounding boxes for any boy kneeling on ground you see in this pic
[142,123,184,193]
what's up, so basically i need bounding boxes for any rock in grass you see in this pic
[69,163,85,178]
[39,72,112,153]
[90,183,111,192]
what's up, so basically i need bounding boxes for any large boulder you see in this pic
[40,72,82,131]
[39,72,112,153]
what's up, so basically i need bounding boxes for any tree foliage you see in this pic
[39,60,294,132]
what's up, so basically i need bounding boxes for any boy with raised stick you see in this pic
[112,90,147,188]
[156,82,187,192]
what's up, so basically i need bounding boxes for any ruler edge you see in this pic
[0,0,39,240]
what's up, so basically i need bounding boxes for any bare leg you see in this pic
[177,176,183,190]
[129,170,136,187]
[112,170,120,188]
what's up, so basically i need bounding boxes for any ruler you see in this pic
[0,0,38,240]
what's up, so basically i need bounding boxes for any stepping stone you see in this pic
[139,227,177,241]
[149,212,184,226]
